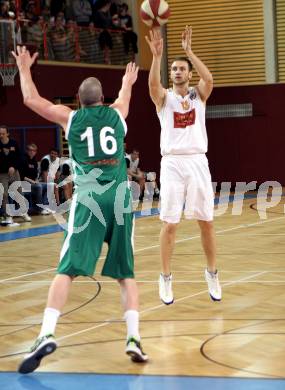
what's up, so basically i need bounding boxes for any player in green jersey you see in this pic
[12,45,148,374]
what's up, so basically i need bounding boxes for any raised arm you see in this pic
[145,28,166,111]
[11,46,71,130]
[111,62,139,119]
[182,26,213,102]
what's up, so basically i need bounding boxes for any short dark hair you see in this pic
[27,143,38,150]
[50,148,59,154]
[78,77,103,107]
[171,57,193,71]
[61,163,71,176]
[121,3,128,11]
[0,125,8,132]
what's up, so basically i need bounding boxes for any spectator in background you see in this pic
[72,0,92,27]
[0,125,31,225]
[41,149,73,206]
[41,5,52,23]
[41,148,60,181]
[25,1,38,21]
[9,0,17,17]
[76,20,98,63]
[50,15,74,61]
[26,15,45,57]
[66,19,79,60]
[110,0,121,16]
[55,10,66,25]
[20,143,50,215]
[41,148,60,205]
[64,0,74,21]
[50,0,65,18]
[119,3,138,60]
[125,149,145,201]
[39,157,49,183]
[93,0,112,64]
[0,1,11,19]
[126,148,160,201]
[58,160,73,203]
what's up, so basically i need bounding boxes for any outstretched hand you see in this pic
[145,28,163,58]
[182,25,192,55]
[123,62,139,86]
[11,45,38,71]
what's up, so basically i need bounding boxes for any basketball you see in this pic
[140,0,170,28]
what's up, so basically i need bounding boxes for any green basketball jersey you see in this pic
[66,106,127,184]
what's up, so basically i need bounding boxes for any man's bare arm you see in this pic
[12,46,71,130]
[145,29,166,111]
[182,26,213,102]
[111,62,139,119]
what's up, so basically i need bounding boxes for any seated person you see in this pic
[125,149,145,200]
[58,159,73,203]
[0,125,31,225]
[125,149,160,201]
[20,143,50,215]
[40,148,61,206]
[144,171,160,200]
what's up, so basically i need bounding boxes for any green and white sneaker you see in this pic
[126,337,148,363]
[18,334,57,374]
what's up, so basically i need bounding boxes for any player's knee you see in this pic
[163,222,178,235]
[198,220,214,233]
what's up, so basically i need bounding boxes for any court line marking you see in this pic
[134,215,285,253]
[1,214,285,284]
[2,280,285,284]
[57,270,267,342]
[0,268,56,283]
[3,215,282,348]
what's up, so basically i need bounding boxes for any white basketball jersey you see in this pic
[158,87,208,156]
[126,154,139,171]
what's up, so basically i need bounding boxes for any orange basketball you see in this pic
[140,0,170,27]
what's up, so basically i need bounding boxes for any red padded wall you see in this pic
[0,63,284,185]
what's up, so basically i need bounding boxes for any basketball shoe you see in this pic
[159,273,174,305]
[126,337,148,362]
[18,334,57,374]
[205,269,222,301]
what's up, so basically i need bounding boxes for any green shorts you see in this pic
[57,183,134,279]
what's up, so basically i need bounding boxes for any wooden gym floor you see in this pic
[0,194,285,389]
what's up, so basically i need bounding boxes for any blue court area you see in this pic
[0,193,261,243]
[0,372,284,390]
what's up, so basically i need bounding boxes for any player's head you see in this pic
[78,77,104,107]
[120,3,128,14]
[49,148,59,161]
[0,125,9,141]
[61,163,71,176]
[26,143,38,157]
[131,149,139,161]
[170,57,193,86]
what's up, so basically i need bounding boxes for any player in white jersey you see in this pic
[146,26,222,304]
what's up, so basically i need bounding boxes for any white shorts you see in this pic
[159,154,214,223]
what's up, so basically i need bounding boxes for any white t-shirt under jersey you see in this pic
[126,154,139,171]
[157,87,208,156]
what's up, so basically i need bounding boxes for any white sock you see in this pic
[207,269,217,276]
[39,307,61,338]
[124,310,140,341]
